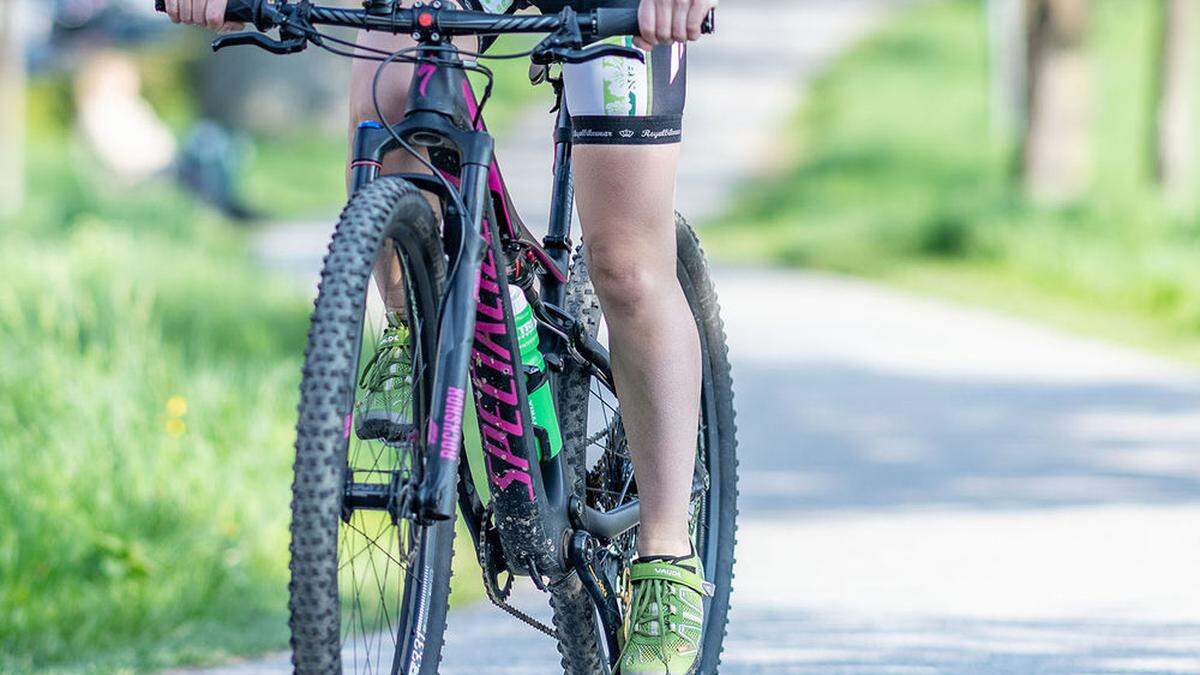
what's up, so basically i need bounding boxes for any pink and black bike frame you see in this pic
[348,44,580,579]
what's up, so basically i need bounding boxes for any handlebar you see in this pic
[154,0,714,42]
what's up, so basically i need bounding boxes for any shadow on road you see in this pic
[723,611,1200,674]
[734,361,1200,515]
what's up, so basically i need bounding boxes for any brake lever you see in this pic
[531,7,647,65]
[212,30,307,54]
[558,44,645,65]
[531,42,644,66]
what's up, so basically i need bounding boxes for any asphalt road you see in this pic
[692,269,1200,673]
[428,268,1200,675]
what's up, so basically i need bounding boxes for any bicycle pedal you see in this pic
[355,412,415,445]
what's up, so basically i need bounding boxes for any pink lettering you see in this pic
[478,251,500,294]
[478,401,524,437]
[477,294,504,321]
[474,320,512,361]
[481,423,530,471]
[492,469,536,501]
[439,387,465,460]
[471,348,514,375]
[466,214,535,501]
[476,378,518,406]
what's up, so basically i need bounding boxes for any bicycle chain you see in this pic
[476,507,559,639]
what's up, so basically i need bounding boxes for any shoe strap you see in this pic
[629,559,707,596]
[359,327,409,390]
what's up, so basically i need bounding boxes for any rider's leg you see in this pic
[349,18,474,313]
[573,144,700,559]
[566,40,697,559]
[349,29,424,312]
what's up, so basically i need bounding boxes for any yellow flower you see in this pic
[166,396,188,418]
[165,418,186,438]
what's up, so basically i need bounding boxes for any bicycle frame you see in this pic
[347,42,637,584]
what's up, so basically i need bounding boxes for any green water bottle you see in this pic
[509,285,562,460]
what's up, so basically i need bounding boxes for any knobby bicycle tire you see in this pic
[289,176,455,674]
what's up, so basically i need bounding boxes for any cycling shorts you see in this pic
[465,0,687,145]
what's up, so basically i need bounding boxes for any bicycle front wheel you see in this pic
[289,176,454,674]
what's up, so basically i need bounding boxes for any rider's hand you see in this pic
[163,0,244,32]
[635,0,717,50]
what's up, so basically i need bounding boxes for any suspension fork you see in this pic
[348,104,497,522]
[417,151,494,522]
[347,121,385,194]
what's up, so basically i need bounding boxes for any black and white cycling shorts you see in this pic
[466,0,687,145]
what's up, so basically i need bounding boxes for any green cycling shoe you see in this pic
[355,315,415,444]
[617,551,713,675]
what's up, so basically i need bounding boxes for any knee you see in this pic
[586,248,667,319]
[349,87,407,129]
[348,35,414,129]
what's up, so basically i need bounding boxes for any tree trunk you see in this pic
[1154,0,1198,197]
[1022,0,1091,202]
[0,0,25,217]
[988,0,1029,145]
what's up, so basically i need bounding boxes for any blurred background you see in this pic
[2,0,1199,672]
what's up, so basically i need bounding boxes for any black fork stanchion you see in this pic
[416,152,492,522]
[348,121,391,193]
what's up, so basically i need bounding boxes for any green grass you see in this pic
[245,130,349,219]
[2,44,520,666]
[2,25,568,669]
[705,0,1200,362]
[0,141,309,670]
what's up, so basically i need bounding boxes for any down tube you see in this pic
[464,189,561,576]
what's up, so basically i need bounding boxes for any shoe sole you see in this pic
[355,411,415,445]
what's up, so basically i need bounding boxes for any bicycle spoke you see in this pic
[365,521,391,667]
[336,262,425,673]
[575,311,713,624]
[342,520,410,571]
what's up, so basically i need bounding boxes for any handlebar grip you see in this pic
[593,8,715,41]
[154,0,258,23]
[592,8,638,39]
[224,0,259,23]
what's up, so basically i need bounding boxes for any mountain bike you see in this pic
[156,1,738,672]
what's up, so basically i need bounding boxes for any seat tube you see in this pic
[543,102,575,307]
